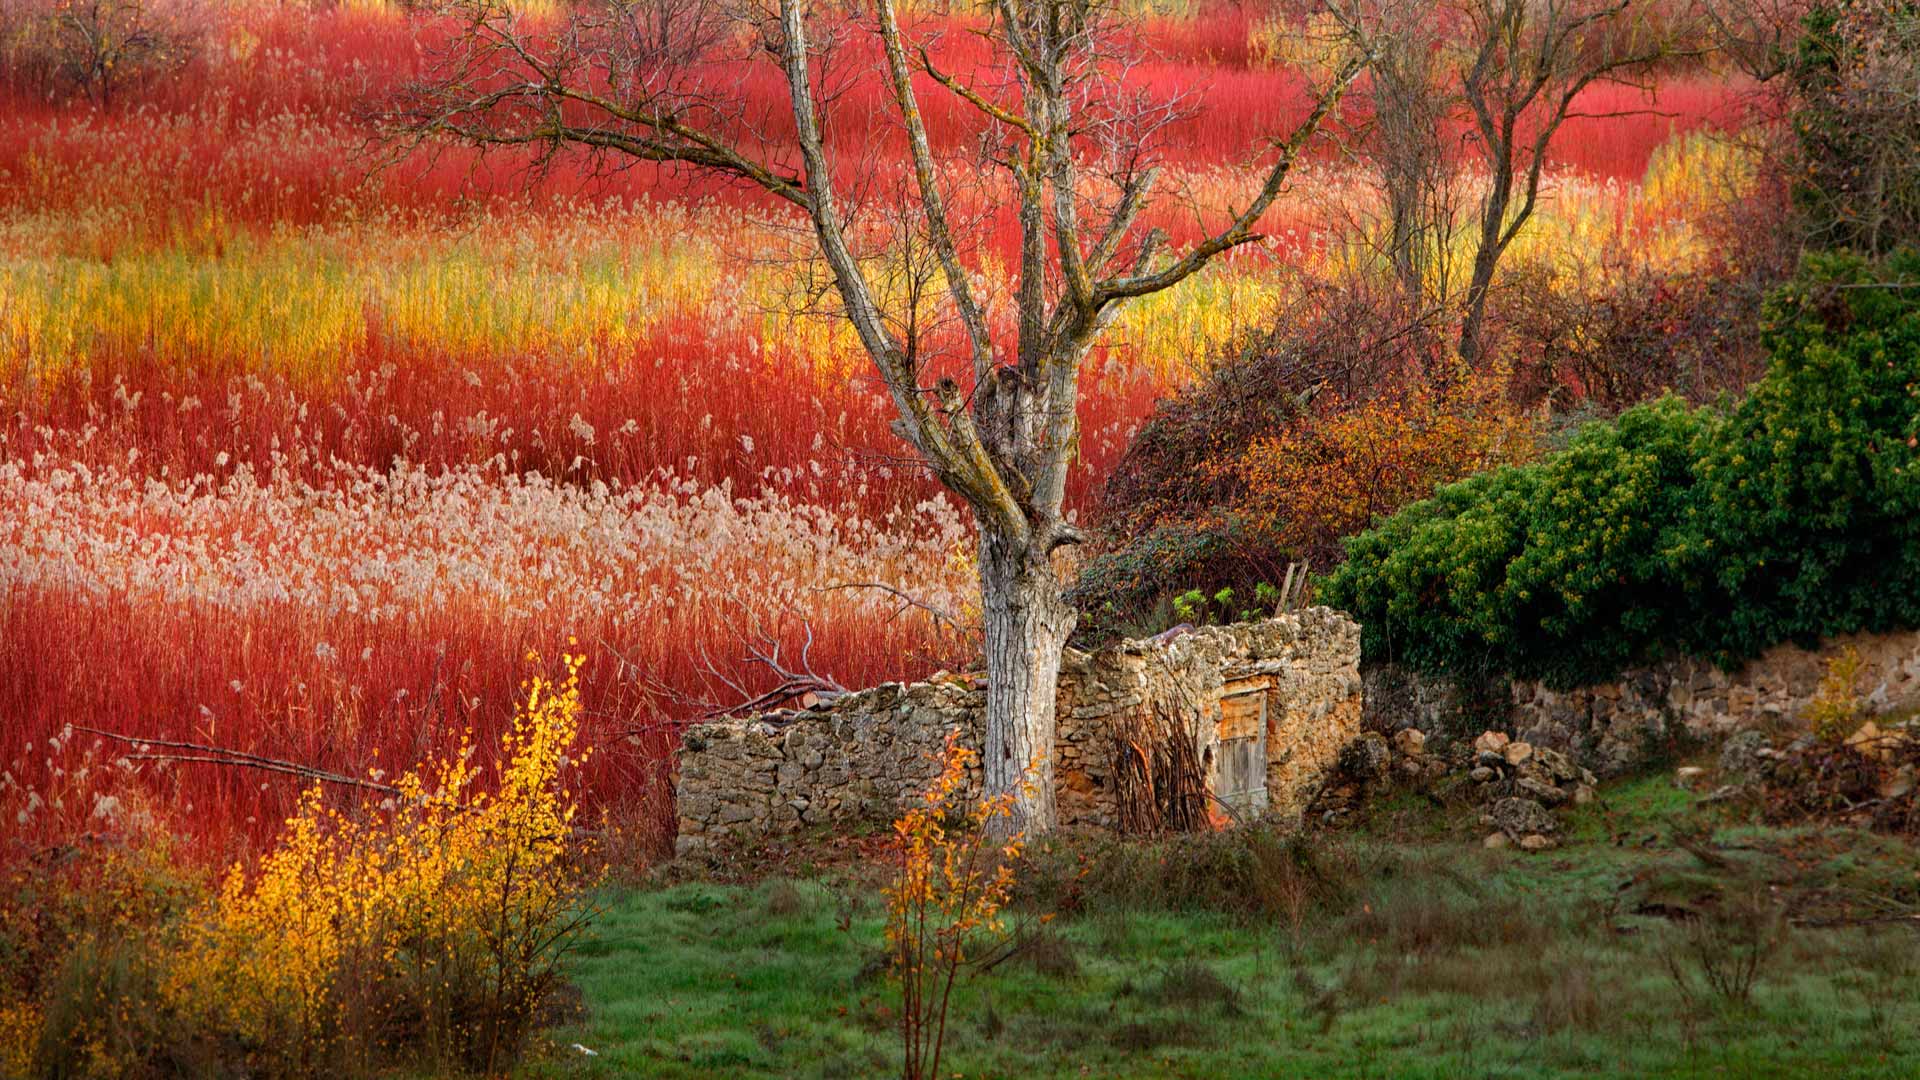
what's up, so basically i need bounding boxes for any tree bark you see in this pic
[977,524,1075,836]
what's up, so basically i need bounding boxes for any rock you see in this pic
[1533,747,1580,782]
[1483,831,1511,849]
[1476,750,1508,769]
[1392,729,1427,757]
[1470,766,1496,783]
[1473,731,1511,755]
[1340,732,1392,783]
[1517,833,1557,852]
[1674,765,1708,790]
[1847,721,1890,761]
[1571,784,1596,806]
[1881,766,1915,802]
[1487,796,1557,839]
[1502,741,1534,767]
[1516,775,1570,807]
[1392,757,1427,782]
[1717,730,1771,783]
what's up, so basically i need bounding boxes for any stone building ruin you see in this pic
[673,608,1363,857]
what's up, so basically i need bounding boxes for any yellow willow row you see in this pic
[0,202,737,380]
[0,453,975,628]
[1,135,1754,386]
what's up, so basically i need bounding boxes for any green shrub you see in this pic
[1323,251,1920,687]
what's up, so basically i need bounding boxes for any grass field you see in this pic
[532,776,1920,1078]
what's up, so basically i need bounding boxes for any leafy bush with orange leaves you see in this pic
[1,652,601,1077]
[1075,288,1542,641]
[885,733,1024,1080]
[1231,365,1540,570]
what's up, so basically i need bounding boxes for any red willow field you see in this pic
[0,1,1745,860]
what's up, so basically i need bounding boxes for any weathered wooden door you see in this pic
[1214,676,1270,818]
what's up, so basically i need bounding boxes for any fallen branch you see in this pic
[1789,913,1920,930]
[604,620,851,724]
[77,726,400,796]
[714,623,848,718]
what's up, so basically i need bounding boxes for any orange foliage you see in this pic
[1230,366,1540,564]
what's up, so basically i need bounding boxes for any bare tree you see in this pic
[1331,0,1673,362]
[1785,1,1920,254]
[385,0,1362,834]
[1699,0,1812,81]
[0,0,200,109]
[1327,0,1465,314]
[1701,0,1920,255]
[1454,0,1675,362]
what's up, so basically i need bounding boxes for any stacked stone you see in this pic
[1366,629,1920,777]
[674,677,984,855]
[673,608,1365,857]
[1465,730,1598,852]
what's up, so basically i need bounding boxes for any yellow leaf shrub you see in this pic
[162,651,599,1074]
[885,734,1024,1080]
[0,1001,38,1078]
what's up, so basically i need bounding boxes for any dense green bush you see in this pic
[1323,252,1920,687]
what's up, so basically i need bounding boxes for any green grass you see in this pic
[531,777,1920,1079]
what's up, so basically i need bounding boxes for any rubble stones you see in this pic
[1392,729,1427,757]
[1882,766,1916,801]
[1718,730,1771,784]
[1340,732,1392,784]
[1515,774,1570,806]
[1473,731,1511,756]
[674,609,1364,857]
[1486,797,1558,841]
[1464,736,1595,807]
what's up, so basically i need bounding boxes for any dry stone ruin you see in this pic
[1366,628,1920,775]
[673,608,1363,857]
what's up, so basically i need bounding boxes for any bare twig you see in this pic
[818,580,973,635]
[78,726,400,795]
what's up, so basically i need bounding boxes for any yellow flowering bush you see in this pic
[163,650,600,1074]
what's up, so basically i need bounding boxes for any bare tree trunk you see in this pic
[977,525,1074,836]
[1457,205,1507,364]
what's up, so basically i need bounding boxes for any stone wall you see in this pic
[1366,628,1920,774]
[674,609,1362,856]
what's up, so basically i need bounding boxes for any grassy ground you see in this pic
[530,776,1920,1079]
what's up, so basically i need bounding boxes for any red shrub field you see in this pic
[0,0,1752,862]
